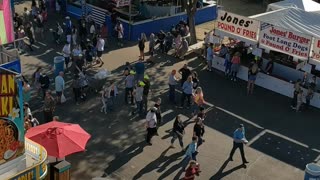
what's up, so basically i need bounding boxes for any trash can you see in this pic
[305,163,320,180]
[54,56,65,77]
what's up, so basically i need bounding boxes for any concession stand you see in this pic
[211,8,320,108]
[0,57,48,180]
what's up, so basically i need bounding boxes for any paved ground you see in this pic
[12,1,320,180]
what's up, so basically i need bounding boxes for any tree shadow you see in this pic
[102,141,146,177]
[209,159,246,180]
[132,147,183,180]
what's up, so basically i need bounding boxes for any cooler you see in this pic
[305,163,320,180]
[54,56,65,76]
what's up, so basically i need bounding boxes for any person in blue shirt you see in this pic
[135,59,145,82]
[182,136,198,168]
[180,76,193,109]
[229,124,249,165]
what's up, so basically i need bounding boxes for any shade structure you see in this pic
[26,121,91,158]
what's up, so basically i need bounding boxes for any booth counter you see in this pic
[1,138,48,180]
[212,56,320,108]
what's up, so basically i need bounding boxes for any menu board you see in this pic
[0,61,24,166]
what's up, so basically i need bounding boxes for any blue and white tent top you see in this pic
[250,7,320,38]
[266,0,320,13]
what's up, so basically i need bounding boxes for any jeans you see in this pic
[108,96,115,110]
[136,100,143,115]
[143,94,148,112]
[169,84,176,103]
[291,91,298,107]
[225,62,232,75]
[181,92,192,107]
[229,141,247,163]
[125,87,134,104]
[171,132,184,147]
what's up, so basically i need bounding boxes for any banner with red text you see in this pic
[216,10,260,43]
[259,22,312,60]
[311,37,320,61]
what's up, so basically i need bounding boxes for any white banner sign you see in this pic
[259,23,312,60]
[114,0,131,7]
[312,37,320,61]
[216,10,260,42]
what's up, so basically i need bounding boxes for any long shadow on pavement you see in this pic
[210,159,246,180]
[103,141,146,177]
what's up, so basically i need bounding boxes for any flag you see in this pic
[0,0,14,45]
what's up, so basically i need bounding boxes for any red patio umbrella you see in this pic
[26,121,91,158]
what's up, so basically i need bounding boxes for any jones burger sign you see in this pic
[311,37,320,61]
[217,10,260,41]
[259,23,312,60]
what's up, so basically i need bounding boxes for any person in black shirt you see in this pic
[179,64,192,87]
[170,115,185,150]
[154,98,162,127]
[143,75,150,113]
[193,118,205,148]
[192,71,199,90]
[197,107,206,120]
[39,73,50,99]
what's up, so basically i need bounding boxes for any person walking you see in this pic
[247,62,259,95]
[180,76,193,109]
[206,43,214,71]
[174,34,182,57]
[39,72,50,99]
[107,81,118,111]
[193,117,205,149]
[145,107,158,145]
[134,59,145,82]
[291,79,301,109]
[143,75,150,113]
[138,33,147,60]
[296,89,304,112]
[133,81,145,116]
[224,50,232,76]
[192,87,205,116]
[149,33,156,59]
[43,91,55,123]
[115,21,124,47]
[170,115,185,150]
[55,71,65,104]
[230,52,241,81]
[32,67,42,96]
[62,41,71,71]
[177,37,188,59]
[183,160,201,180]
[72,25,77,46]
[96,35,105,67]
[182,136,198,167]
[154,98,162,126]
[72,74,81,105]
[192,71,199,90]
[125,71,135,104]
[179,64,192,87]
[229,124,249,165]
[168,70,179,104]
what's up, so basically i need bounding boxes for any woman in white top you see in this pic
[62,42,71,70]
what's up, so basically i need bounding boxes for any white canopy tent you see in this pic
[250,8,320,38]
[266,0,320,13]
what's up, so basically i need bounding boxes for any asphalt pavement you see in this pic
[13,1,320,180]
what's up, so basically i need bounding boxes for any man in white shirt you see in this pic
[55,71,65,103]
[62,42,71,71]
[145,107,157,145]
[96,35,105,67]
[115,21,124,47]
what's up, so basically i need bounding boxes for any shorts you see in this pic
[56,91,62,96]
[248,74,257,81]
[97,51,103,57]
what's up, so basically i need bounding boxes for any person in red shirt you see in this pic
[183,160,201,180]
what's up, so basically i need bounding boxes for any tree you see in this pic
[182,0,198,45]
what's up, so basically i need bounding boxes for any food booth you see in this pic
[0,59,48,180]
[211,8,320,108]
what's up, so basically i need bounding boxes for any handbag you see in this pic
[61,93,67,103]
